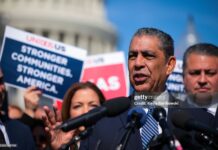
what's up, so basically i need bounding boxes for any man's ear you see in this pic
[166,56,176,75]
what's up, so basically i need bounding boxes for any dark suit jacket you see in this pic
[80,108,143,150]
[3,119,36,150]
[1,93,35,150]
[167,100,217,150]
[79,95,217,150]
[167,108,216,150]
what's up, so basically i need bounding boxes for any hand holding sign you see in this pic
[23,86,42,117]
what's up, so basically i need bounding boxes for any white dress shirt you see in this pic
[0,120,10,145]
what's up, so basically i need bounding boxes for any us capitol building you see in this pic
[0,0,117,110]
[0,0,117,54]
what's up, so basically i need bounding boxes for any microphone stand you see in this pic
[116,114,138,150]
[162,132,176,150]
[153,107,176,150]
[160,121,176,150]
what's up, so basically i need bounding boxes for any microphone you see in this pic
[59,127,93,150]
[195,132,218,149]
[117,107,147,150]
[153,107,176,150]
[171,110,218,137]
[127,106,147,128]
[57,97,130,132]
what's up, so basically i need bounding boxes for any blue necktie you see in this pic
[141,108,158,149]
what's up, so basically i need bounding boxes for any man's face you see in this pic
[128,35,175,93]
[183,53,218,105]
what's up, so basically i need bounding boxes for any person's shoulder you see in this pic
[96,108,129,126]
[4,118,34,139]
[168,93,186,108]
[88,107,129,139]
[4,118,30,129]
[4,119,36,149]
[94,96,130,127]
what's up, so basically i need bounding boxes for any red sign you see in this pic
[81,63,128,100]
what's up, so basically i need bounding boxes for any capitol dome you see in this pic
[0,0,117,54]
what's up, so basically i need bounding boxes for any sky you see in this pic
[105,0,218,60]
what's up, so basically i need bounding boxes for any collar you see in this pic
[155,90,169,102]
[186,95,218,116]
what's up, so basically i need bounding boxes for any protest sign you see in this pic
[0,26,87,100]
[167,59,184,93]
[81,51,129,100]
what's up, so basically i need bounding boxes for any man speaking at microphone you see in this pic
[78,27,183,150]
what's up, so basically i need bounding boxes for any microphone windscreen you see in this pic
[103,97,130,116]
[171,110,193,130]
[127,107,147,127]
[152,106,166,122]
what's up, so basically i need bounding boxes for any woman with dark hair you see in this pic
[43,81,105,150]
[61,81,105,122]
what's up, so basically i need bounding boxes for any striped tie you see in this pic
[141,108,158,149]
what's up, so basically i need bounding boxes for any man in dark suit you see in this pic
[0,67,35,150]
[43,28,217,150]
[42,27,178,150]
[79,28,180,150]
[79,29,218,150]
[178,43,218,149]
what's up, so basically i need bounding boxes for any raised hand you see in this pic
[42,104,75,150]
[24,86,42,117]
